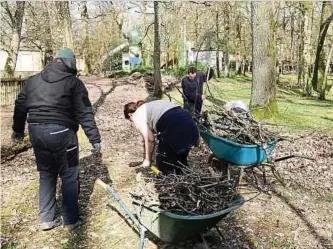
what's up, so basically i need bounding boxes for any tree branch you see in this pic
[1,1,14,26]
[138,22,154,45]
[320,11,333,29]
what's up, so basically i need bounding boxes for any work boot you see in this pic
[64,219,82,231]
[40,217,62,231]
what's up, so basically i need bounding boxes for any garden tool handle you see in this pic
[96,178,108,191]
[151,165,163,176]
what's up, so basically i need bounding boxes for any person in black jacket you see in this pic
[181,66,214,115]
[11,48,101,231]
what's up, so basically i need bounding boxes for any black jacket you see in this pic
[181,68,214,102]
[13,59,101,144]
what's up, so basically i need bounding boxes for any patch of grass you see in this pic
[270,238,295,248]
[327,193,333,202]
[1,182,38,235]
[2,241,17,249]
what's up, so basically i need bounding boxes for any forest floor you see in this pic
[1,75,333,249]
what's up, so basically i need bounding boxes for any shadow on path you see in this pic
[63,153,112,249]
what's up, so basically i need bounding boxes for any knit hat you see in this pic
[55,48,75,60]
[55,48,76,70]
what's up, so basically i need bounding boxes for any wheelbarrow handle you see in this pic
[274,154,315,162]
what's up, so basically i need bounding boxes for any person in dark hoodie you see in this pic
[11,48,101,231]
[181,66,214,115]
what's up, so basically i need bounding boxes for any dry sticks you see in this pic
[200,107,277,145]
[133,164,239,215]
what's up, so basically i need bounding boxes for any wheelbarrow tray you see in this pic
[200,129,278,166]
[132,195,244,243]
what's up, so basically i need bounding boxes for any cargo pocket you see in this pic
[34,149,57,172]
[66,145,79,167]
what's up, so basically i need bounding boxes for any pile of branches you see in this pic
[1,137,31,164]
[199,107,277,145]
[132,165,239,215]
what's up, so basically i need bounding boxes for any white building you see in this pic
[0,50,43,77]
[0,50,85,78]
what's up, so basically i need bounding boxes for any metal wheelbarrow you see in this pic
[200,128,314,186]
[96,179,245,248]
[200,128,278,166]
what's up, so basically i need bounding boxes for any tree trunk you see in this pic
[290,13,294,61]
[3,2,25,77]
[223,3,230,77]
[43,2,54,66]
[81,1,92,73]
[299,3,314,96]
[322,44,333,98]
[250,2,278,117]
[153,1,162,98]
[235,53,242,75]
[55,1,74,49]
[215,7,220,78]
[312,2,333,99]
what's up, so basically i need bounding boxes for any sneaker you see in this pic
[40,218,62,231]
[64,220,82,231]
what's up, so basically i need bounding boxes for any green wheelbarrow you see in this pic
[97,179,245,248]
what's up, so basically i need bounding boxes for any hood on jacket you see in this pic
[41,58,77,83]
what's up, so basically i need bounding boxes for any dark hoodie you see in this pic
[13,59,101,144]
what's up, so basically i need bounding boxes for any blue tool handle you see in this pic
[96,179,142,229]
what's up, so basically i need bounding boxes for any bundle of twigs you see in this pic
[200,107,277,145]
[1,136,31,163]
[132,165,238,215]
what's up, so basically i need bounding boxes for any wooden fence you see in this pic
[0,78,26,106]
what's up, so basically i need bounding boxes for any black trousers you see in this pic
[28,124,79,225]
[183,98,203,115]
[156,141,189,175]
[155,107,199,175]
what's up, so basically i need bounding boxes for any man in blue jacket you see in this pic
[181,66,214,115]
[12,48,101,231]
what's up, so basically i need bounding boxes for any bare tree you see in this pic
[297,2,315,96]
[55,1,74,49]
[250,2,278,116]
[153,1,162,98]
[215,4,220,78]
[312,1,333,99]
[0,1,25,77]
[223,3,230,77]
[81,1,92,73]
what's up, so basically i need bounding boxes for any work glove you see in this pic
[11,132,24,144]
[140,159,151,167]
[92,143,101,154]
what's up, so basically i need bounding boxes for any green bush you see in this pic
[106,70,130,78]
[165,62,212,77]
[131,65,153,74]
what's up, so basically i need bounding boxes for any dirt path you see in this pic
[1,76,332,249]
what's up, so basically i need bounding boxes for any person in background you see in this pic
[12,48,101,231]
[124,99,199,175]
[181,66,214,115]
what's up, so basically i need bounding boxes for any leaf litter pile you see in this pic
[132,161,239,215]
[199,106,278,145]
